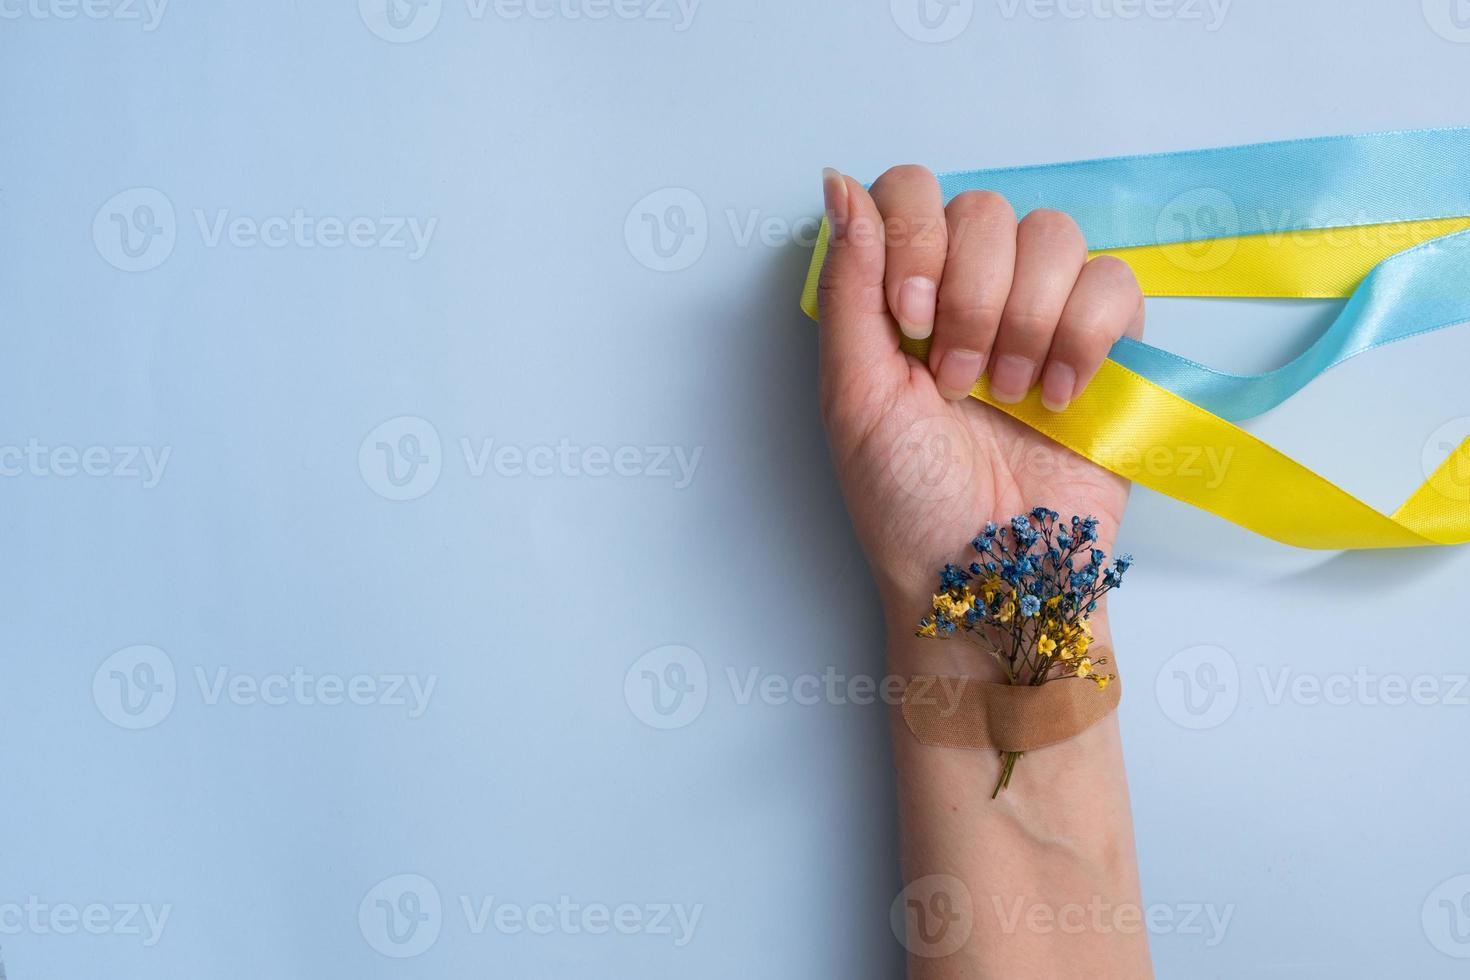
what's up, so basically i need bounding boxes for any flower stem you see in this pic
[992,750,1023,798]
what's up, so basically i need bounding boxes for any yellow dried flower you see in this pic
[1076,657,1093,678]
[1037,634,1057,656]
[932,590,976,621]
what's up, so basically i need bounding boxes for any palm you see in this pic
[826,354,1129,604]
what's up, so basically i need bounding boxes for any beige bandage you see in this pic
[901,656,1121,753]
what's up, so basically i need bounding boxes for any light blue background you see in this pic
[3,0,1470,976]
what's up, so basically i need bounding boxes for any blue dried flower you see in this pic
[918,512,1134,661]
[939,563,971,590]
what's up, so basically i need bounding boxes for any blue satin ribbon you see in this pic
[934,127,1470,250]
[924,127,1470,419]
[1109,227,1470,421]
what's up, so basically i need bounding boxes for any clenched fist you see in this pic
[816,165,1145,631]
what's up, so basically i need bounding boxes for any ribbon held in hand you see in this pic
[801,128,1470,550]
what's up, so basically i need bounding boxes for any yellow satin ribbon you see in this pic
[800,215,1470,312]
[931,350,1470,549]
[1095,215,1470,298]
[801,219,1470,549]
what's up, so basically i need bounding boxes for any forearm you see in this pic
[886,614,1153,979]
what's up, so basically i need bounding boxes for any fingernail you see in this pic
[936,349,986,400]
[822,168,848,239]
[989,354,1036,404]
[1040,362,1077,412]
[896,276,938,340]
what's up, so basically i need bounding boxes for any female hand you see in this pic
[817,165,1145,633]
[819,167,1156,979]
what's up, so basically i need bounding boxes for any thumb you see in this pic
[816,169,904,401]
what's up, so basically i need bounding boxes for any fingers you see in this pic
[929,191,1017,399]
[868,165,948,341]
[1041,256,1146,411]
[816,168,900,384]
[989,209,1089,404]
[818,165,1142,416]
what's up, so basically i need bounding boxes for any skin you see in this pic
[818,165,1153,978]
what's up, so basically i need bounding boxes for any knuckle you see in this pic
[1001,308,1058,342]
[873,163,936,191]
[947,189,1015,224]
[1019,207,1086,250]
[831,213,878,252]
[1086,254,1142,294]
[1060,317,1117,355]
[814,276,839,317]
[1020,207,1076,232]
[946,191,1017,245]
[868,165,946,256]
[885,215,947,256]
[815,277,885,320]
[815,256,842,295]
[815,262,846,309]
[937,295,1006,335]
